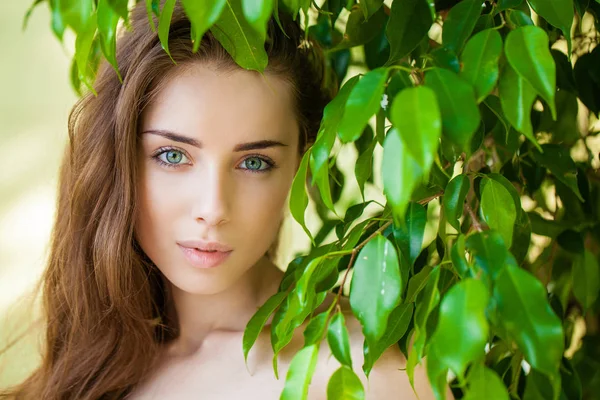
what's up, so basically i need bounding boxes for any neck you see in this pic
[167,255,284,356]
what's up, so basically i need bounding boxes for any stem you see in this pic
[464,201,484,232]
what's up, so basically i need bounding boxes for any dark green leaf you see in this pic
[290,149,314,243]
[463,363,509,400]
[527,0,574,54]
[392,202,427,267]
[385,0,433,64]
[303,310,330,346]
[425,68,480,150]
[465,230,519,281]
[443,174,470,231]
[572,250,600,312]
[359,0,384,19]
[493,264,564,379]
[442,0,484,53]
[530,144,584,202]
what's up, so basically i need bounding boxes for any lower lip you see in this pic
[178,245,232,269]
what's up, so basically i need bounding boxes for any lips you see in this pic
[178,244,232,269]
[177,239,233,252]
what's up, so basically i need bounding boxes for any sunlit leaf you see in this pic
[443,174,470,232]
[460,29,503,103]
[280,344,319,400]
[327,365,365,400]
[327,312,353,367]
[290,149,314,244]
[480,178,517,247]
[527,0,574,54]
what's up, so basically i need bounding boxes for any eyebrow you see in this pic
[141,129,289,152]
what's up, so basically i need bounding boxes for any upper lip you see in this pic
[177,240,233,252]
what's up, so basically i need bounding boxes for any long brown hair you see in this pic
[1,2,333,398]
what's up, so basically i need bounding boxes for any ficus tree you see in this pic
[23,0,600,399]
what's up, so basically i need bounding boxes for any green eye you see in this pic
[241,156,274,173]
[166,150,183,164]
[154,148,190,168]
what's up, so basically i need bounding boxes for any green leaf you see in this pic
[385,0,433,64]
[349,235,402,348]
[75,16,98,93]
[23,0,45,31]
[392,202,427,267]
[505,26,557,119]
[359,0,384,19]
[480,178,517,247]
[303,310,330,346]
[97,0,122,81]
[493,264,564,379]
[327,312,353,368]
[463,363,510,400]
[210,0,269,71]
[327,366,365,400]
[243,291,287,365]
[382,128,423,225]
[443,174,470,231]
[460,29,503,103]
[498,62,541,150]
[107,0,128,22]
[355,135,376,200]
[338,68,389,143]
[158,0,177,60]
[242,0,273,40]
[389,86,442,173]
[530,144,584,202]
[465,231,519,282]
[290,149,314,244]
[442,0,484,53]
[428,279,490,379]
[572,250,600,312]
[527,0,574,54]
[280,344,319,400]
[363,303,414,376]
[182,0,227,53]
[145,0,157,32]
[451,235,471,278]
[497,0,523,12]
[425,68,480,150]
[332,5,387,50]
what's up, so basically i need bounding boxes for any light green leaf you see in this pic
[327,312,353,368]
[243,291,287,365]
[349,235,402,349]
[338,68,389,143]
[327,366,365,400]
[210,0,268,71]
[158,0,177,60]
[425,68,480,150]
[385,0,433,64]
[505,26,557,119]
[280,344,319,400]
[290,150,314,244]
[382,128,423,225]
[145,0,157,32]
[443,174,470,231]
[428,279,490,378]
[392,202,427,267]
[460,29,503,103]
[97,0,122,81]
[182,0,227,53]
[359,0,384,19]
[480,178,517,247]
[242,0,273,39]
[405,265,433,303]
[442,0,484,53]
[463,363,510,400]
[107,0,128,22]
[493,265,564,379]
[451,235,471,278]
[572,250,600,312]
[527,0,574,55]
[498,62,541,150]
[75,16,98,93]
[390,86,441,173]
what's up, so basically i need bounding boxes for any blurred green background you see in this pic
[0,0,77,387]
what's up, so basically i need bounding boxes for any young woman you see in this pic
[2,1,437,399]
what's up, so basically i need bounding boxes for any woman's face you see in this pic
[135,63,300,295]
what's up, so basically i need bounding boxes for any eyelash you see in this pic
[150,146,277,174]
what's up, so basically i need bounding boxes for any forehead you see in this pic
[140,63,299,148]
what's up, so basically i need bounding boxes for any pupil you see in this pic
[167,151,181,163]
[248,158,261,170]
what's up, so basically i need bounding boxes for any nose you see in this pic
[191,165,231,227]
